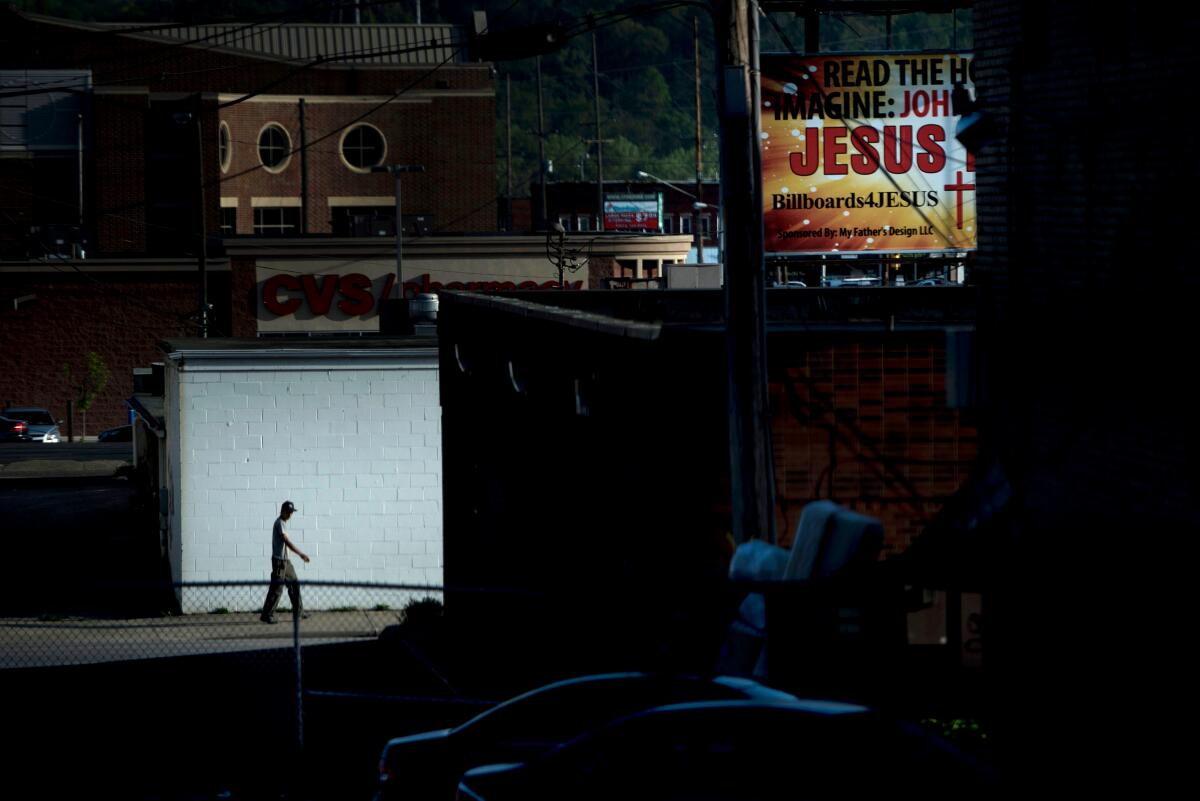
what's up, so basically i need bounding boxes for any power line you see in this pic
[0,2,695,245]
[1,0,419,85]
[0,32,467,102]
[11,43,467,235]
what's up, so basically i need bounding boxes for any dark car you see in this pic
[457,700,1002,801]
[97,425,133,442]
[375,673,799,801]
[0,407,60,443]
[0,415,32,442]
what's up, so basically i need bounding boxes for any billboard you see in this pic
[761,53,976,254]
[604,193,662,231]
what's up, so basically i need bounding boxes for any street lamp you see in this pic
[637,169,705,263]
[371,164,426,302]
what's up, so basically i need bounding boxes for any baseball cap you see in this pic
[281,501,298,513]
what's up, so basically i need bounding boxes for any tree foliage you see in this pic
[23,1,969,200]
[487,1,722,192]
[63,351,111,414]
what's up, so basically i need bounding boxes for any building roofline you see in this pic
[0,259,231,273]
[160,336,439,370]
[11,10,476,68]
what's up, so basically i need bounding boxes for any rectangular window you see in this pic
[700,215,712,237]
[331,206,394,237]
[680,215,693,235]
[662,215,675,234]
[576,215,592,232]
[329,207,432,237]
[253,207,301,236]
[557,215,572,231]
[220,207,237,235]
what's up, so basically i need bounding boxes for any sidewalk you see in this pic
[0,608,404,669]
[0,457,128,479]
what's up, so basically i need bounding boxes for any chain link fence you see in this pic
[1,581,487,801]
[1,578,991,800]
[0,581,444,670]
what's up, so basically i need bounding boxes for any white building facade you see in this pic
[161,339,441,612]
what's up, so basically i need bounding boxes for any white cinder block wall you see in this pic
[164,346,441,612]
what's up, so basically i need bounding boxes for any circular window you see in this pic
[340,124,387,171]
[218,121,232,173]
[257,123,292,173]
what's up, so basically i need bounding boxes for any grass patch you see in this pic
[330,606,359,613]
[921,717,989,747]
[209,607,230,615]
[371,603,391,611]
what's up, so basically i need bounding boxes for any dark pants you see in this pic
[261,558,301,618]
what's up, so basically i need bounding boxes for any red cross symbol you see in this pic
[944,171,976,230]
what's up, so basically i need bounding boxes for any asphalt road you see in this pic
[0,440,132,480]
[0,440,132,461]
[0,469,164,617]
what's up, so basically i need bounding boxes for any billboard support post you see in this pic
[715,0,775,546]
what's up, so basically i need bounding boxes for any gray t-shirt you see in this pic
[272,516,289,560]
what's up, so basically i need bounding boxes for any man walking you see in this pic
[260,500,310,624]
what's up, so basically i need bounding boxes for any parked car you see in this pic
[915,277,953,286]
[0,415,31,442]
[0,407,60,443]
[457,700,1002,801]
[97,424,133,442]
[375,673,799,801]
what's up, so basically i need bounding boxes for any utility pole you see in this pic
[715,0,774,544]
[173,102,208,337]
[505,74,513,230]
[693,16,705,262]
[298,99,308,235]
[536,56,548,229]
[195,112,208,339]
[76,113,84,258]
[592,30,604,232]
[805,6,819,54]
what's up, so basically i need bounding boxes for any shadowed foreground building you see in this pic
[436,287,980,697]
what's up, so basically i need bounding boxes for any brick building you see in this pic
[0,10,704,432]
[0,259,234,435]
[0,9,495,432]
[964,0,1193,789]
[437,288,978,673]
[0,9,496,255]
